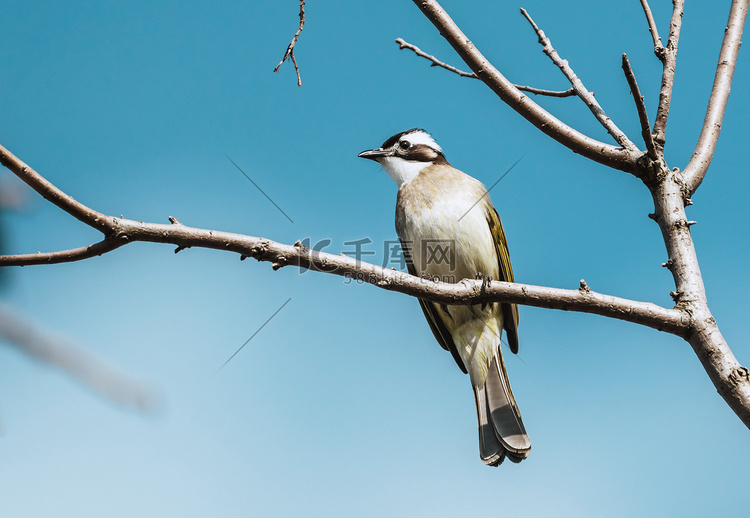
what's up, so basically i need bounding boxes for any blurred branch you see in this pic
[0,303,158,412]
[395,38,576,97]
[0,175,28,211]
[273,0,306,87]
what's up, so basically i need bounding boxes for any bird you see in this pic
[358,128,530,466]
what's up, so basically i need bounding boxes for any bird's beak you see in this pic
[358,148,389,161]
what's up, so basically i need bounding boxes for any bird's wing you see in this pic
[486,207,520,354]
[401,238,468,374]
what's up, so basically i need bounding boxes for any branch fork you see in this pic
[395,38,576,97]
[273,0,306,86]
[405,0,750,429]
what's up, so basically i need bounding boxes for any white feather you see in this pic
[379,156,431,186]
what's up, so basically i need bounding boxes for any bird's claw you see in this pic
[477,274,492,310]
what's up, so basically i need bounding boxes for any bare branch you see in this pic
[0,237,126,266]
[0,144,686,336]
[520,8,638,152]
[0,303,158,412]
[513,84,576,98]
[650,170,750,426]
[687,316,750,426]
[396,37,476,78]
[639,0,665,56]
[1,217,690,336]
[622,54,657,160]
[640,4,749,423]
[0,145,110,233]
[683,0,749,196]
[407,0,640,173]
[395,38,577,97]
[273,0,306,87]
[653,0,685,146]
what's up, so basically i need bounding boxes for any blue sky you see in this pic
[1,0,749,516]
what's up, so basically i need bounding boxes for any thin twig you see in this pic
[396,37,476,77]
[0,150,110,233]
[653,0,685,146]
[683,0,749,196]
[395,38,576,97]
[273,0,306,87]
[0,237,126,266]
[515,85,576,98]
[622,54,657,159]
[519,9,637,152]
[639,0,665,57]
[520,9,637,151]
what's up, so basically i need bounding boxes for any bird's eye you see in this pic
[399,140,411,150]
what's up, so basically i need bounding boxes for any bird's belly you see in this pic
[404,201,499,284]
[402,199,504,382]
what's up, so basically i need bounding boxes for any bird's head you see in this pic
[358,129,447,186]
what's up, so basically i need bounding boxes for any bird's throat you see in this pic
[380,157,432,186]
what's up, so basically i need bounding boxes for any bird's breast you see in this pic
[396,170,499,284]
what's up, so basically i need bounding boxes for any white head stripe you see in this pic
[401,130,442,152]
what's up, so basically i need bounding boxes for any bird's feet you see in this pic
[475,273,492,310]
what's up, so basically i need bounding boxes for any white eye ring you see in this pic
[399,140,411,150]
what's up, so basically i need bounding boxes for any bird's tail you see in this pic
[473,348,531,466]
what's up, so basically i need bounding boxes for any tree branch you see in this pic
[407,0,641,174]
[273,0,306,87]
[0,143,688,337]
[396,37,476,78]
[683,0,749,196]
[0,238,127,266]
[0,146,110,233]
[0,218,690,336]
[395,38,577,97]
[636,1,750,419]
[650,170,750,425]
[652,0,684,147]
[622,54,657,160]
[519,8,638,152]
[629,0,750,431]
[639,0,665,57]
